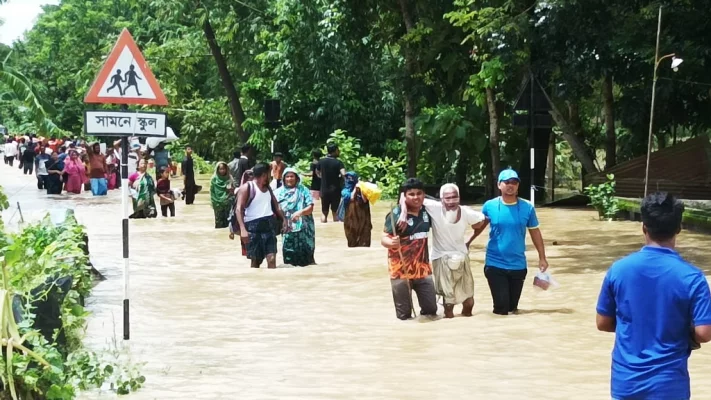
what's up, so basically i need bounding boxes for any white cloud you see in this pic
[0,0,60,45]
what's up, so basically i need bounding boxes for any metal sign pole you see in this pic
[529,72,536,204]
[120,105,131,340]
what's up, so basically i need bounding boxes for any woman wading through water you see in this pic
[210,162,234,229]
[339,171,372,247]
[130,159,157,219]
[275,168,316,266]
[45,151,64,195]
[62,150,87,194]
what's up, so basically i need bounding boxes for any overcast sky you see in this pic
[0,0,60,45]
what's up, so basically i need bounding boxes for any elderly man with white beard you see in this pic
[400,183,486,318]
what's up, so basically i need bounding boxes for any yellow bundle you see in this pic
[358,181,382,205]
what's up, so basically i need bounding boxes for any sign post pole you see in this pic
[120,122,130,340]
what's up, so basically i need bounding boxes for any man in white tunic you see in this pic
[425,184,485,318]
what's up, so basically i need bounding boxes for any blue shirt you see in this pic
[596,246,711,400]
[481,197,539,270]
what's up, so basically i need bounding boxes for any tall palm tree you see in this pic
[0,51,58,135]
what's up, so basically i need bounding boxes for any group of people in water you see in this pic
[381,169,547,319]
[2,134,192,219]
[3,136,126,196]
[224,143,711,400]
[219,140,548,322]
[217,143,374,269]
[6,132,711,399]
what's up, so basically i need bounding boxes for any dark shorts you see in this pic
[245,216,277,261]
[321,188,341,216]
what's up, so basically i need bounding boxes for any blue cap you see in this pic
[498,168,520,183]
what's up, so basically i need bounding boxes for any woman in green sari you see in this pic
[130,159,157,219]
[210,162,233,229]
[275,168,315,266]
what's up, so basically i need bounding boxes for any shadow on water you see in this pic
[516,308,575,315]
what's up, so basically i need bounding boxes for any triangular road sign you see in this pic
[84,28,168,106]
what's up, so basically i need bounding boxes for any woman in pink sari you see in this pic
[63,150,87,194]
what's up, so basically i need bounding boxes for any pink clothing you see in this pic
[107,172,118,190]
[63,159,87,194]
[128,171,139,188]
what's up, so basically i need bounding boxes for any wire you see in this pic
[658,77,711,87]
[4,180,33,202]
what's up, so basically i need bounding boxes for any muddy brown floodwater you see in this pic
[2,164,711,399]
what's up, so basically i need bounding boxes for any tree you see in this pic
[447,0,532,193]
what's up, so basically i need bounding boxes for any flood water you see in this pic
[2,163,711,399]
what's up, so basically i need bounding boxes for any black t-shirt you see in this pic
[235,157,250,185]
[317,156,344,193]
[182,156,194,179]
[309,161,321,190]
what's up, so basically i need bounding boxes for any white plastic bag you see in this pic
[533,271,559,291]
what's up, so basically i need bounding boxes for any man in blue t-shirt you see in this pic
[596,192,711,400]
[472,168,548,315]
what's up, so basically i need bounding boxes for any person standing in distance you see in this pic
[270,152,287,189]
[472,168,548,315]
[316,143,346,223]
[182,146,197,205]
[228,144,252,187]
[596,192,711,400]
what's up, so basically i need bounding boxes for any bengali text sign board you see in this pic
[84,110,167,137]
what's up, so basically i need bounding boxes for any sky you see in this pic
[0,0,60,45]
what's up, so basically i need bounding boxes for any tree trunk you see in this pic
[486,87,501,196]
[455,151,469,191]
[656,132,666,149]
[403,97,417,177]
[546,129,555,203]
[602,74,616,169]
[203,17,248,143]
[672,124,677,145]
[536,81,599,174]
[398,0,417,177]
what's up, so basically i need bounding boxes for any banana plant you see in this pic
[0,51,59,135]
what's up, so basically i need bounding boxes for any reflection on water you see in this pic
[2,165,711,399]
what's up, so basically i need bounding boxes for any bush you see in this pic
[0,205,145,399]
[584,174,620,220]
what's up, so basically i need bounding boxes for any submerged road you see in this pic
[2,163,711,399]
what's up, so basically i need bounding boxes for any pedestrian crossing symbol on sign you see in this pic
[84,28,168,106]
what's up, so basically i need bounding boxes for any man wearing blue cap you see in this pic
[473,168,548,315]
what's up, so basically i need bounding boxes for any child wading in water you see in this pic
[229,169,254,256]
[157,167,176,217]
